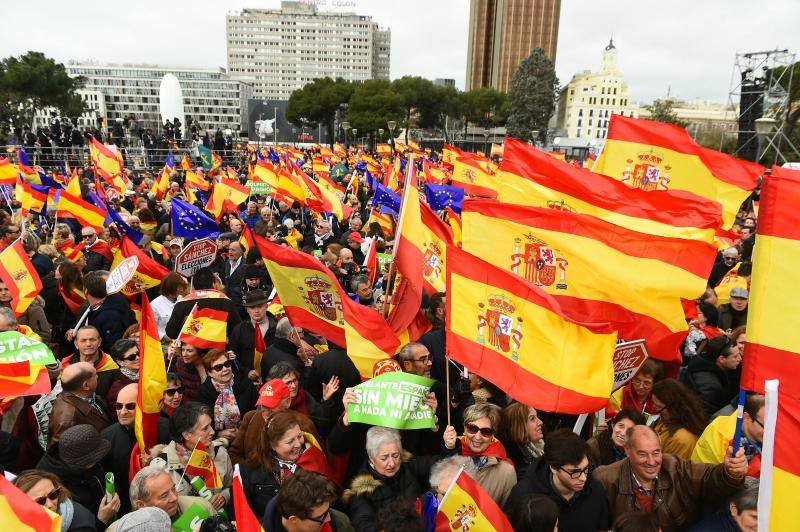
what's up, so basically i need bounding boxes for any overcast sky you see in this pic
[3,0,798,104]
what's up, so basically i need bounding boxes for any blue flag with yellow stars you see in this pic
[171,198,220,239]
[424,183,464,213]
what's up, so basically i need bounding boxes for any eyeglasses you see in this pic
[120,352,140,362]
[81,234,95,239]
[723,256,738,262]
[653,403,669,415]
[754,418,764,428]
[164,386,185,396]
[631,378,653,389]
[306,507,331,524]
[210,360,232,372]
[114,402,136,411]
[558,465,592,479]
[34,488,61,505]
[465,423,495,438]
[413,355,430,364]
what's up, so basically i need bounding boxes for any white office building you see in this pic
[226,1,391,100]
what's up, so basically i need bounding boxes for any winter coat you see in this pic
[60,500,97,532]
[16,298,51,343]
[173,358,204,402]
[227,317,278,376]
[656,421,700,460]
[499,438,545,480]
[195,372,259,423]
[717,303,748,333]
[587,429,627,467]
[593,454,744,531]
[259,337,304,379]
[150,440,233,503]
[105,371,136,406]
[239,461,280,518]
[84,294,136,353]
[262,495,355,532]
[47,392,113,447]
[305,347,361,407]
[688,510,742,532]
[683,354,739,418]
[504,458,609,532]
[37,444,106,515]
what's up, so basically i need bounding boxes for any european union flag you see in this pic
[355,160,367,172]
[104,199,144,244]
[425,183,464,213]
[165,154,175,169]
[268,148,280,165]
[18,147,29,166]
[373,182,401,213]
[172,198,220,239]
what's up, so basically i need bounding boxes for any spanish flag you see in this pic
[185,169,210,191]
[0,360,52,398]
[233,465,264,532]
[0,240,43,316]
[256,235,399,378]
[490,143,504,159]
[442,143,467,167]
[447,245,617,413]
[419,202,453,295]
[741,166,800,396]
[207,177,250,219]
[298,170,352,221]
[0,158,18,185]
[89,138,125,190]
[57,191,107,232]
[0,475,60,532]
[180,153,192,170]
[297,432,333,480]
[110,237,170,296]
[249,159,279,185]
[376,143,392,156]
[180,307,228,350]
[134,292,167,455]
[185,440,223,489]
[452,156,499,198]
[366,208,395,237]
[66,168,81,196]
[15,177,48,216]
[435,467,513,532]
[389,157,425,337]
[422,161,447,185]
[443,207,462,247]
[151,166,170,200]
[593,114,760,229]
[499,137,721,243]
[462,199,715,363]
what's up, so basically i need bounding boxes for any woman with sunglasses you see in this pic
[651,379,708,459]
[161,372,186,416]
[14,470,101,531]
[195,349,258,443]
[342,424,458,532]
[453,403,517,506]
[105,339,140,405]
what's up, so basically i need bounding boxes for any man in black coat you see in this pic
[682,335,742,418]
[228,289,277,381]
[165,267,242,340]
[305,342,361,409]
[259,317,309,379]
[505,429,609,531]
[221,241,247,305]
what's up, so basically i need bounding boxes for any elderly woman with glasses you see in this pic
[453,402,517,506]
[343,424,457,532]
[14,469,116,531]
[106,339,140,405]
[195,349,258,443]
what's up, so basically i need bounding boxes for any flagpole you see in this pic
[445,355,452,427]
[176,437,201,491]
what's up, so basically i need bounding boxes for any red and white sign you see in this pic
[612,339,649,391]
[175,238,218,278]
[106,256,140,294]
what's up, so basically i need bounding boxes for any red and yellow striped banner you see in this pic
[180,307,228,350]
[0,240,43,315]
[135,292,167,454]
[57,191,107,231]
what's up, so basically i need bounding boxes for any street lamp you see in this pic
[341,120,350,147]
[352,129,358,147]
[387,120,396,151]
[483,127,490,155]
[378,128,384,142]
[754,117,777,163]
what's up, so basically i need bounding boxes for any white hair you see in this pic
[366,426,402,460]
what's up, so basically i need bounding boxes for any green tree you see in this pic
[0,51,86,131]
[286,77,354,147]
[506,48,558,143]
[458,87,508,136]
[643,99,688,128]
[346,79,405,145]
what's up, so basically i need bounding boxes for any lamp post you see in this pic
[352,129,358,148]
[378,128,384,143]
[483,127,490,155]
[387,120,396,151]
[754,117,777,164]
[342,121,350,148]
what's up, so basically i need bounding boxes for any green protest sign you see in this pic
[347,371,435,430]
[0,331,56,366]
[245,180,273,195]
[376,253,392,274]
[172,503,212,532]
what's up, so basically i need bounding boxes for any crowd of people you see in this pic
[0,140,763,532]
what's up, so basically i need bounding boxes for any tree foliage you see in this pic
[643,99,688,128]
[346,79,405,141]
[460,87,508,127]
[506,48,558,143]
[286,77,353,146]
[0,51,86,131]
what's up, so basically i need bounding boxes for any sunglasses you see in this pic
[81,234,95,239]
[120,352,140,362]
[210,360,232,372]
[34,488,61,505]
[115,402,136,411]
[306,507,330,524]
[465,423,495,438]
[164,386,185,396]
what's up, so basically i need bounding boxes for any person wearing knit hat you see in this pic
[113,507,171,532]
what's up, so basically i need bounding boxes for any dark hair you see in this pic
[253,411,301,472]
[110,339,138,361]
[191,267,216,289]
[506,493,559,532]
[652,379,707,435]
[636,359,663,381]
[268,361,298,380]
[612,407,646,427]
[543,428,589,468]
[245,247,262,265]
[160,272,188,298]
[612,511,660,531]
[738,261,753,277]
[83,271,108,298]
[169,403,209,444]
[201,349,229,371]
[703,335,737,362]
[57,260,84,292]
[696,302,719,327]
[374,497,424,532]
[730,325,746,343]
[277,469,338,520]
[166,372,182,385]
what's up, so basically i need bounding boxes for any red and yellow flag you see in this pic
[593,114,760,228]
[89,137,122,181]
[462,199,715,363]
[499,137,723,243]
[443,207,462,247]
[256,235,399,378]
[66,168,81,196]
[0,240,42,315]
[180,153,192,170]
[0,158,17,185]
[185,169,210,191]
[180,307,228,350]
[151,166,170,200]
[15,178,47,216]
[185,440,223,488]
[442,144,467,167]
[297,432,333,480]
[446,245,617,414]
[490,143,504,159]
[110,237,170,296]
[135,292,167,457]
[0,475,60,532]
[452,156,499,198]
[57,191,107,232]
[207,177,250,219]
[233,465,264,532]
[435,467,513,532]
[366,208,395,237]
[419,202,453,295]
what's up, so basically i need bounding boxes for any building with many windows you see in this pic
[638,99,738,147]
[555,40,639,141]
[226,1,391,100]
[57,62,252,134]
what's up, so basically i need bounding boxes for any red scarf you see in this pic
[458,436,511,463]
[58,281,85,316]
[290,388,309,415]
[699,325,725,340]
[621,384,656,415]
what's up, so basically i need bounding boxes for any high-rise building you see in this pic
[555,40,639,141]
[466,0,561,93]
[58,62,252,133]
[226,1,391,100]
